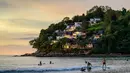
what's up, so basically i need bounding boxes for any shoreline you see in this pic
[20,53,130,57]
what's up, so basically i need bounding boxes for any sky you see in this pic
[0,0,130,55]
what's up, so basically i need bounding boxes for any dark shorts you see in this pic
[103,62,106,64]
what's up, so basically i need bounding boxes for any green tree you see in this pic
[29,38,41,50]
[122,7,127,16]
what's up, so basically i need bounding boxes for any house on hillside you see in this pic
[91,30,104,44]
[98,30,104,36]
[94,34,100,40]
[74,22,82,27]
[65,22,82,32]
[66,25,76,32]
[55,30,64,36]
[48,36,53,40]
[51,40,58,45]
[63,43,70,50]
[86,43,93,49]
[89,18,101,25]
[56,36,64,40]
[64,34,73,39]
[72,31,86,39]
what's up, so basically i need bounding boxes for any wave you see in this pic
[0,66,110,73]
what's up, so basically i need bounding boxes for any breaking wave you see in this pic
[0,66,110,73]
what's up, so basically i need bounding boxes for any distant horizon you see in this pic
[1,0,130,55]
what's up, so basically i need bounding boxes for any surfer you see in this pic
[102,58,106,70]
[38,61,42,66]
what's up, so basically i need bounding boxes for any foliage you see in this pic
[87,22,103,31]
[29,6,130,54]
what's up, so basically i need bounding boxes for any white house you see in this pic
[65,22,82,32]
[90,18,101,25]
[56,36,64,40]
[74,22,82,27]
[51,40,58,45]
[48,36,53,40]
[66,25,76,32]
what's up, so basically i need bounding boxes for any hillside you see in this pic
[29,6,130,57]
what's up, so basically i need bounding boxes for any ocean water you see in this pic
[0,55,129,73]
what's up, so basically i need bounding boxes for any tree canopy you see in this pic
[29,6,130,55]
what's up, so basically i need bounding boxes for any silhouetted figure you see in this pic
[50,61,52,64]
[102,58,106,70]
[85,61,92,72]
[50,61,54,64]
[87,62,92,72]
[85,61,87,64]
[38,61,42,66]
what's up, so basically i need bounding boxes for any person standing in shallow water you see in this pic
[50,61,52,64]
[87,62,92,72]
[102,58,106,70]
[50,61,54,64]
[38,61,42,66]
[85,61,92,72]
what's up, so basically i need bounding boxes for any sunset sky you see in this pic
[0,0,130,55]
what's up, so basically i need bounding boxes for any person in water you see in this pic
[87,62,92,72]
[50,61,52,64]
[85,61,87,64]
[102,58,106,70]
[85,61,92,72]
[50,61,54,64]
[38,61,42,66]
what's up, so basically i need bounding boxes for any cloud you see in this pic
[13,36,37,40]
[9,19,51,29]
[1,44,28,48]
[24,33,38,36]
[0,0,13,8]
[0,45,36,55]
[0,19,51,34]
[0,0,88,22]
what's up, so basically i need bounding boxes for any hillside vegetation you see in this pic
[29,6,130,56]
